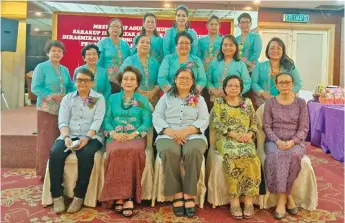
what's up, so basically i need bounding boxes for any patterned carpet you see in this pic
[1,145,344,223]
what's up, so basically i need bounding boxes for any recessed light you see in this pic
[34,28,40,32]
[163,3,171,7]
[244,6,252,10]
[35,12,42,16]
[253,0,261,4]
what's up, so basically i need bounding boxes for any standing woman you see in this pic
[251,37,302,108]
[235,13,262,73]
[73,44,111,100]
[163,5,198,56]
[31,40,75,178]
[158,31,206,93]
[121,34,161,106]
[198,15,223,71]
[131,13,164,63]
[207,35,251,107]
[97,18,130,93]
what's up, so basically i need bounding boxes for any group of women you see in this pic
[31,4,308,220]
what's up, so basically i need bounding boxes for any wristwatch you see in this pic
[62,135,70,140]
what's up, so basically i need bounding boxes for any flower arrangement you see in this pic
[186,94,199,108]
[186,61,199,69]
[82,96,99,109]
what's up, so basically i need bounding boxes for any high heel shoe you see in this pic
[172,198,184,217]
[122,198,134,218]
[184,198,196,218]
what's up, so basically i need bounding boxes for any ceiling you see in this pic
[26,0,344,33]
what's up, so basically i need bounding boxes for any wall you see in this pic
[1,1,27,109]
[340,17,344,87]
[258,8,343,85]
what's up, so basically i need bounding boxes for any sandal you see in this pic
[172,198,184,217]
[114,200,124,213]
[184,198,196,218]
[243,205,255,219]
[122,198,134,218]
[230,205,243,220]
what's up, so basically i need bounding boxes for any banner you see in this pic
[53,12,233,75]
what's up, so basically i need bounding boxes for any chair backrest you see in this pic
[255,103,266,166]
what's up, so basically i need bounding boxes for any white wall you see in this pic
[340,17,344,87]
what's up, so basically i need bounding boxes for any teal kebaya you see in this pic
[163,27,198,56]
[198,34,223,70]
[131,34,164,63]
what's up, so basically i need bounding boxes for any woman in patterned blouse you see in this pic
[210,75,260,220]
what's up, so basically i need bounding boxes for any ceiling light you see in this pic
[253,0,261,4]
[34,28,40,32]
[163,3,171,8]
[35,12,42,16]
[244,6,252,10]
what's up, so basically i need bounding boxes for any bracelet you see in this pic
[110,131,116,137]
[86,136,92,140]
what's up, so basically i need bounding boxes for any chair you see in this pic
[41,149,104,208]
[151,146,206,208]
[206,105,318,211]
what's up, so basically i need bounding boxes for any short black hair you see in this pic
[117,66,142,91]
[76,67,95,81]
[275,72,294,84]
[175,31,193,45]
[106,18,123,37]
[134,34,151,45]
[222,75,243,95]
[207,15,220,24]
[44,40,65,54]
[237,12,252,23]
[81,44,100,58]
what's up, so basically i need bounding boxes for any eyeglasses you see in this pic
[277,81,292,86]
[76,78,92,84]
[177,77,193,82]
[85,53,98,57]
[226,84,241,88]
[177,42,191,46]
[109,25,121,29]
[239,21,251,25]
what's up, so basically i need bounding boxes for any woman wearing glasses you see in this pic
[251,37,302,107]
[153,67,209,218]
[131,13,163,63]
[235,13,262,73]
[31,40,75,178]
[158,31,206,93]
[121,34,160,106]
[210,75,260,220]
[163,5,198,56]
[73,44,111,100]
[263,72,309,219]
[207,35,251,107]
[97,18,130,94]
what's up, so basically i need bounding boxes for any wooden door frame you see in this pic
[258,22,335,84]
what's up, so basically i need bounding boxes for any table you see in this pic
[308,101,344,162]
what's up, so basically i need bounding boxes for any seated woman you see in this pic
[251,37,302,108]
[121,34,160,106]
[99,66,152,218]
[263,72,309,219]
[207,35,251,107]
[49,68,105,214]
[158,31,206,93]
[73,44,111,100]
[211,75,260,220]
[153,67,209,218]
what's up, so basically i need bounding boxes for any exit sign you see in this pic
[283,14,309,23]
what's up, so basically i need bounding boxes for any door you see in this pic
[292,30,328,91]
